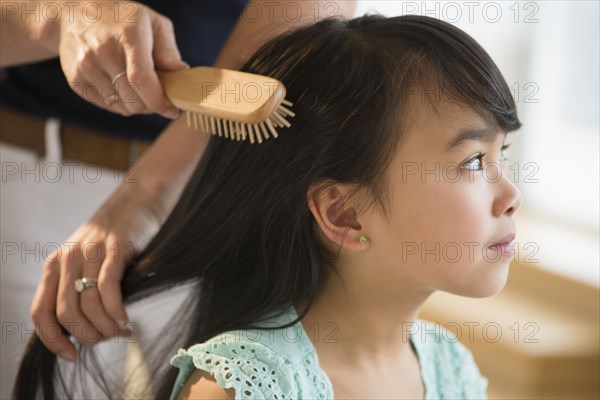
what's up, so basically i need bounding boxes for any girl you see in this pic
[15,13,522,400]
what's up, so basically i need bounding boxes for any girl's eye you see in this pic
[461,143,511,171]
[462,153,484,171]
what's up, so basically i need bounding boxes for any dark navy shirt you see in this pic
[0,0,249,140]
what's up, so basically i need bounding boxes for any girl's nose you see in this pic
[504,187,523,217]
[493,177,523,217]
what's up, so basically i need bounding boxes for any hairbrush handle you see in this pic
[157,66,287,125]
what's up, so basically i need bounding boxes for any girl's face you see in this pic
[362,100,523,298]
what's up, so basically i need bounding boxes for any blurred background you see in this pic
[1,1,599,399]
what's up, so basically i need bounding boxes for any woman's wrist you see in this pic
[115,176,173,225]
[123,117,211,221]
[36,9,60,53]
[0,1,60,66]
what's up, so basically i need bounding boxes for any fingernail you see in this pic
[120,322,135,337]
[116,319,128,330]
[120,327,134,337]
[165,109,180,120]
[59,350,77,362]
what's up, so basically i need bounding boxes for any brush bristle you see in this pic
[184,99,295,144]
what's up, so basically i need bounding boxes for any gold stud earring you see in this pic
[358,235,367,244]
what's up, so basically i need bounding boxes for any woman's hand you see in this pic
[29,183,165,361]
[54,1,188,117]
[30,114,210,361]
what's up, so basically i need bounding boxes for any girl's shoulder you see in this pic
[411,319,489,399]
[168,306,331,400]
[169,333,299,400]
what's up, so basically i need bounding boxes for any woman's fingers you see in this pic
[60,34,131,116]
[85,38,133,116]
[79,245,128,341]
[32,240,134,361]
[97,245,131,330]
[79,63,131,117]
[30,252,77,361]
[120,21,180,119]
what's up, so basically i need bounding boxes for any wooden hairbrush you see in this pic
[157,66,295,144]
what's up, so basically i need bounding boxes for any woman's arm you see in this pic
[212,0,357,69]
[0,0,59,66]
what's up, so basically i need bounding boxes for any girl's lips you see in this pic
[488,233,516,257]
[488,241,515,256]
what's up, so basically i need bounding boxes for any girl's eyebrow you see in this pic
[443,126,505,153]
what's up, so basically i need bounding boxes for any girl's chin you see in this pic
[443,261,511,298]
[468,266,511,298]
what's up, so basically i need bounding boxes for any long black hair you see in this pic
[14,13,522,399]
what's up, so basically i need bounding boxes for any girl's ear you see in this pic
[306,182,369,251]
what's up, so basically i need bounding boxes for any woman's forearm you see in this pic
[118,116,211,224]
[212,0,357,70]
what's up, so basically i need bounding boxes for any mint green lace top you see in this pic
[168,305,488,399]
